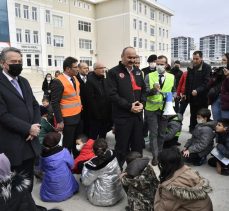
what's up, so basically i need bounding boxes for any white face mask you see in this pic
[76,143,84,151]
[47,77,51,82]
[149,62,156,68]
[197,118,206,124]
[157,65,165,74]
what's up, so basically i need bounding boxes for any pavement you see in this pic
[22,69,229,211]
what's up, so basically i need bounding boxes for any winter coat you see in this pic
[177,71,187,96]
[169,67,183,89]
[81,150,125,206]
[216,132,229,159]
[141,66,156,78]
[221,77,229,110]
[40,147,79,202]
[38,117,54,144]
[73,139,95,174]
[184,121,216,157]
[42,79,53,96]
[0,173,37,211]
[122,158,159,211]
[154,165,213,211]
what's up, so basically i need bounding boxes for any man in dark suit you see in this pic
[0,47,41,192]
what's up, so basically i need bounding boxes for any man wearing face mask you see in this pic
[184,51,211,132]
[145,55,175,165]
[142,54,157,78]
[0,47,41,192]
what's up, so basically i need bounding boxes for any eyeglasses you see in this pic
[71,66,78,69]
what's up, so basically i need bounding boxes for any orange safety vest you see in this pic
[57,74,82,117]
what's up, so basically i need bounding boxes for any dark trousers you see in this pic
[183,153,202,164]
[189,102,208,131]
[114,116,143,167]
[143,110,149,137]
[63,123,80,157]
[11,158,35,193]
[89,119,109,140]
[179,100,188,115]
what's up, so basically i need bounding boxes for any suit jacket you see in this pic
[0,71,41,166]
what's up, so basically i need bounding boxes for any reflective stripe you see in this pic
[60,102,81,109]
[146,100,163,105]
[61,93,78,99]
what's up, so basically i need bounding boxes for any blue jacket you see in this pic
[40,148,79,202]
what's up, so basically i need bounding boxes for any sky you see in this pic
[158,0,229,46]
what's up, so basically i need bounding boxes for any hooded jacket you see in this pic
[154,165,213,211]
[81,150,124,206]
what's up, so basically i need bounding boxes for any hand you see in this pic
[120,172,127,179]
[183,150,190,157]
[153,83,161,92]
[192,90,197,96]
[29,123,40,137]
[56,122,64,131]
[131,101,143,113]
[223,68,229,76]
[48,90,51,93]
[26,135,35,141]
[181,94,187,101]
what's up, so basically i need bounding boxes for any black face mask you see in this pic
[7,64,23,77]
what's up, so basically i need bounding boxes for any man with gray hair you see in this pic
[85,62,112,139]
[0,47,41,192]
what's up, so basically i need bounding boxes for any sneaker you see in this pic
[208,157,217,167]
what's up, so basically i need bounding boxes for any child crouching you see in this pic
[121,152,159,211]
[81,138,124,206]
[40,132,79,202]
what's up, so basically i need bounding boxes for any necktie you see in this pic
[83,76,87,83]
[70,77,76,90]
[11,79,23,98]
[159,74,164,87]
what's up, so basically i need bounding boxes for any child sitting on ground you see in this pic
[182,108,216,166]
[208,119,229,175]
[163,113,183,148]
[121,151,159,211]
[81,138,124,206]
[40,132,79,202]
[73,134,95,174]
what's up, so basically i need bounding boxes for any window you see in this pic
[144,5,147,15]
[150,25,155,36]
[79,39,92,49]
[16,29,22,42]
[75,0,91,10]
[159,27,161,36]
[58,0,67,3]
[150,41,155,51]
[145,39,148,49]
[23,5,29,19]
[25,30,30,43]
[54,35,64,47]
[15,3,21,18]
[163,29,165,37]
[166,16,169,24]
[46,10,51,23]
[150,8,155,20]
[133,19,137,29]
[133,0,137,11]
[159,43,161,50]
[53,15,63,27]
[139,2,142,13]
[80,57,92,66]
[139,21,142,30]
[54,56,64,67]
[33,31,39,43]
[159,12,161,21]
[48,55,52,66]
[26,54,31,66]
[166,30,169,38]
[47,32,51,45]
[163,43,165,51]
[144,22,147,32]
[78,21,91,32]
[32,7,37,21]
[35,54,39,66]
[139,38,142,48]
[133,37,137,47]
[163,14,165,22]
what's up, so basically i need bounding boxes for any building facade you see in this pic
[6,0,173,72]
[200,34,229,62]
[171,36,194,62]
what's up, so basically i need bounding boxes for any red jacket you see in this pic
[73,139,95,174]
[177,71,187,96]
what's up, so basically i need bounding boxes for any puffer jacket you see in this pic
[154,165,213,211]
[40,147,79,202]
[184,121,216,157]
[82,149,124,206]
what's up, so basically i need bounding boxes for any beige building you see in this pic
[7,0,173,72]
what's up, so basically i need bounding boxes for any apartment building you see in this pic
[171,36,194,62]
[5,0,173,71]
[200,34,229,62]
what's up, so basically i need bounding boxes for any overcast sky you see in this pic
[158,0,229,46]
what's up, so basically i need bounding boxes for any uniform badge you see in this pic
[119,73,125,78]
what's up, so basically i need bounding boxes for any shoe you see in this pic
[36,205,47,211]
[208,157,217,167]
[151,158,158,166]
[193,156,206,166]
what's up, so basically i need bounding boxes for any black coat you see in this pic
[141,66,156,78]
[169,67,183,89]
[86,72,112,120]
[42,79,53,96]
[185,62,211,105]
[107,62,146,119]
[0,71,41,166]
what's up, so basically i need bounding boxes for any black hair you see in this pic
[43,132,61,153]
[218,119,229,128]
[126,151,142,164]
[158,147,184,183]
[76,134,88,144]
[197,108,211,121]
[147,54,157,63]
[45,73,52,79]
[42,97,49,103]
[193,50,203,58]
[157,55,168,64]
[63,57,78,71]
[93,138,108,157]
[224,53,229,65]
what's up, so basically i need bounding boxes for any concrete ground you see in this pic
[22,69,229,211]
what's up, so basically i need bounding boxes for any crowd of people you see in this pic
[0,46,229,210]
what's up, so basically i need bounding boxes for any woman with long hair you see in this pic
[154,147,213,211]
[42,73,53,101]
